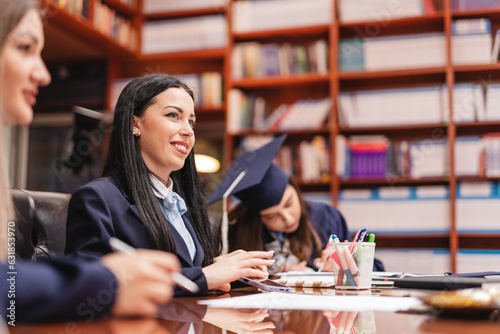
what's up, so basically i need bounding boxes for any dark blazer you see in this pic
[1,259,115,323]
[307,201,385,272]
[306,200,349,269]
[64,176,208,296]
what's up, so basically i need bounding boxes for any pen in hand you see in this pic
[109,237,199,293]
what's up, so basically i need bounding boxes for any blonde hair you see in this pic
[0,0,40,259]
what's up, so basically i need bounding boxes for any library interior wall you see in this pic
[26,0,500,274]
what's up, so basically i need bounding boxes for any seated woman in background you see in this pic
[207,135,384,274]
[65,74,274,295]
[0,0,180,322]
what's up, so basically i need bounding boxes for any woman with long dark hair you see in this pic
[65,74,274,295]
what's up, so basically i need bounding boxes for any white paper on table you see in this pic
[198,292,422,312]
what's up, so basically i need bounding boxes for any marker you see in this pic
[109,237,200,293]
[368,233,376,243]
[318,234,335,272]
[331,235,356,286]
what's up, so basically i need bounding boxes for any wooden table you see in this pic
[10,288,500,334]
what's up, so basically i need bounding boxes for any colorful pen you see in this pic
[368,233,375,243]
[332,235,356,286]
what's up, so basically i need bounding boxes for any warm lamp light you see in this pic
[194,154,220,173]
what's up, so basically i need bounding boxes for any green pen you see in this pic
[368,233,375,243]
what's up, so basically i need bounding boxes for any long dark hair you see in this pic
[103,74,219,266]
[228,177,322,262]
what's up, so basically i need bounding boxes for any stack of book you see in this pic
[339,185,450,235]
[232,40,328,79]
[143,0,227,14]
[338,86,447,128]
[451,0,500,10]
[52,0,91,18]
[232,0,331,33]
[227,89,330,133]
[337,136,448,180]
[339,33,447,72]
[94,1,136,49]
[456,181,500,234]
[142,15,227,54]
[236,135,330,184]
[451,18,492,65]
[179,72,223,109]
[337,0,428,23]
[484,85,500,121]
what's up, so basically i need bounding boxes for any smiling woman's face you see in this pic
[133,87,196,182]
[1,8,51,125]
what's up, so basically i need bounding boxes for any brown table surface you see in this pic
[10,287,500,334]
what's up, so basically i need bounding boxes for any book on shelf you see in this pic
[338,85,446,128]
[53,0,91,18]
[364,32,446,71]
[490,29,500,63]
[275,98,331,131]
[451,18,492,65]
[337,0,424,23]
[376,249,450,275]
[298,136,330,183]
[408,139,448,179]
[451,0,500,11]
[456,181,500,234]
[143,0,227,14]
[337,136,448,180]
[94,1,136,49]
[226,89,330,133]
[142,14,227,54]
[457,249,500,274]
[482,133,500,177]
[232,40,328,79]
[338,39,364,71]
[422,0,436,14]
[454,137,482,177]
[348,137,389,179]
[338,185,450,235]
[450,83,484,123]
[484,84,500,121]
[232,0,331,33]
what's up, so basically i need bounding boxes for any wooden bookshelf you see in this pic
[40,0,137,57]
[38,0,500,273]
[221,0,500,273]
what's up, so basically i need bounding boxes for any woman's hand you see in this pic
[203,250,275,292]
[204,308,275,334]
[314,248,334,272]
[282,261,312,272]
[102,249,180,317]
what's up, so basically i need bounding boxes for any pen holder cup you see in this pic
[329,310,376,334]
[332,242,375,290]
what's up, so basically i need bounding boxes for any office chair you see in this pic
[10,189,70,260]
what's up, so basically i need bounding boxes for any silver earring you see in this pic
[133,130,141,136]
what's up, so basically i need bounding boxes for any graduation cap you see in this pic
[207,134,288,211]
[207,134,288,254]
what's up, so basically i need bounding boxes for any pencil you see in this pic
[109,237,199,293]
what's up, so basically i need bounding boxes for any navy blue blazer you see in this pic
[307,201,385,272]
[65,176,209,296]
[1,259,115,323]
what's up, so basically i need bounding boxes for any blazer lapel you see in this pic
[181,215,205,266]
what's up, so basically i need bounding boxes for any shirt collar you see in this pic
[150,173,173,199]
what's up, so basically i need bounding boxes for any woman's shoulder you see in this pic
[72,175,125,199]
[306,201,345,224]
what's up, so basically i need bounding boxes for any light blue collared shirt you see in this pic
[150,174,196,260]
